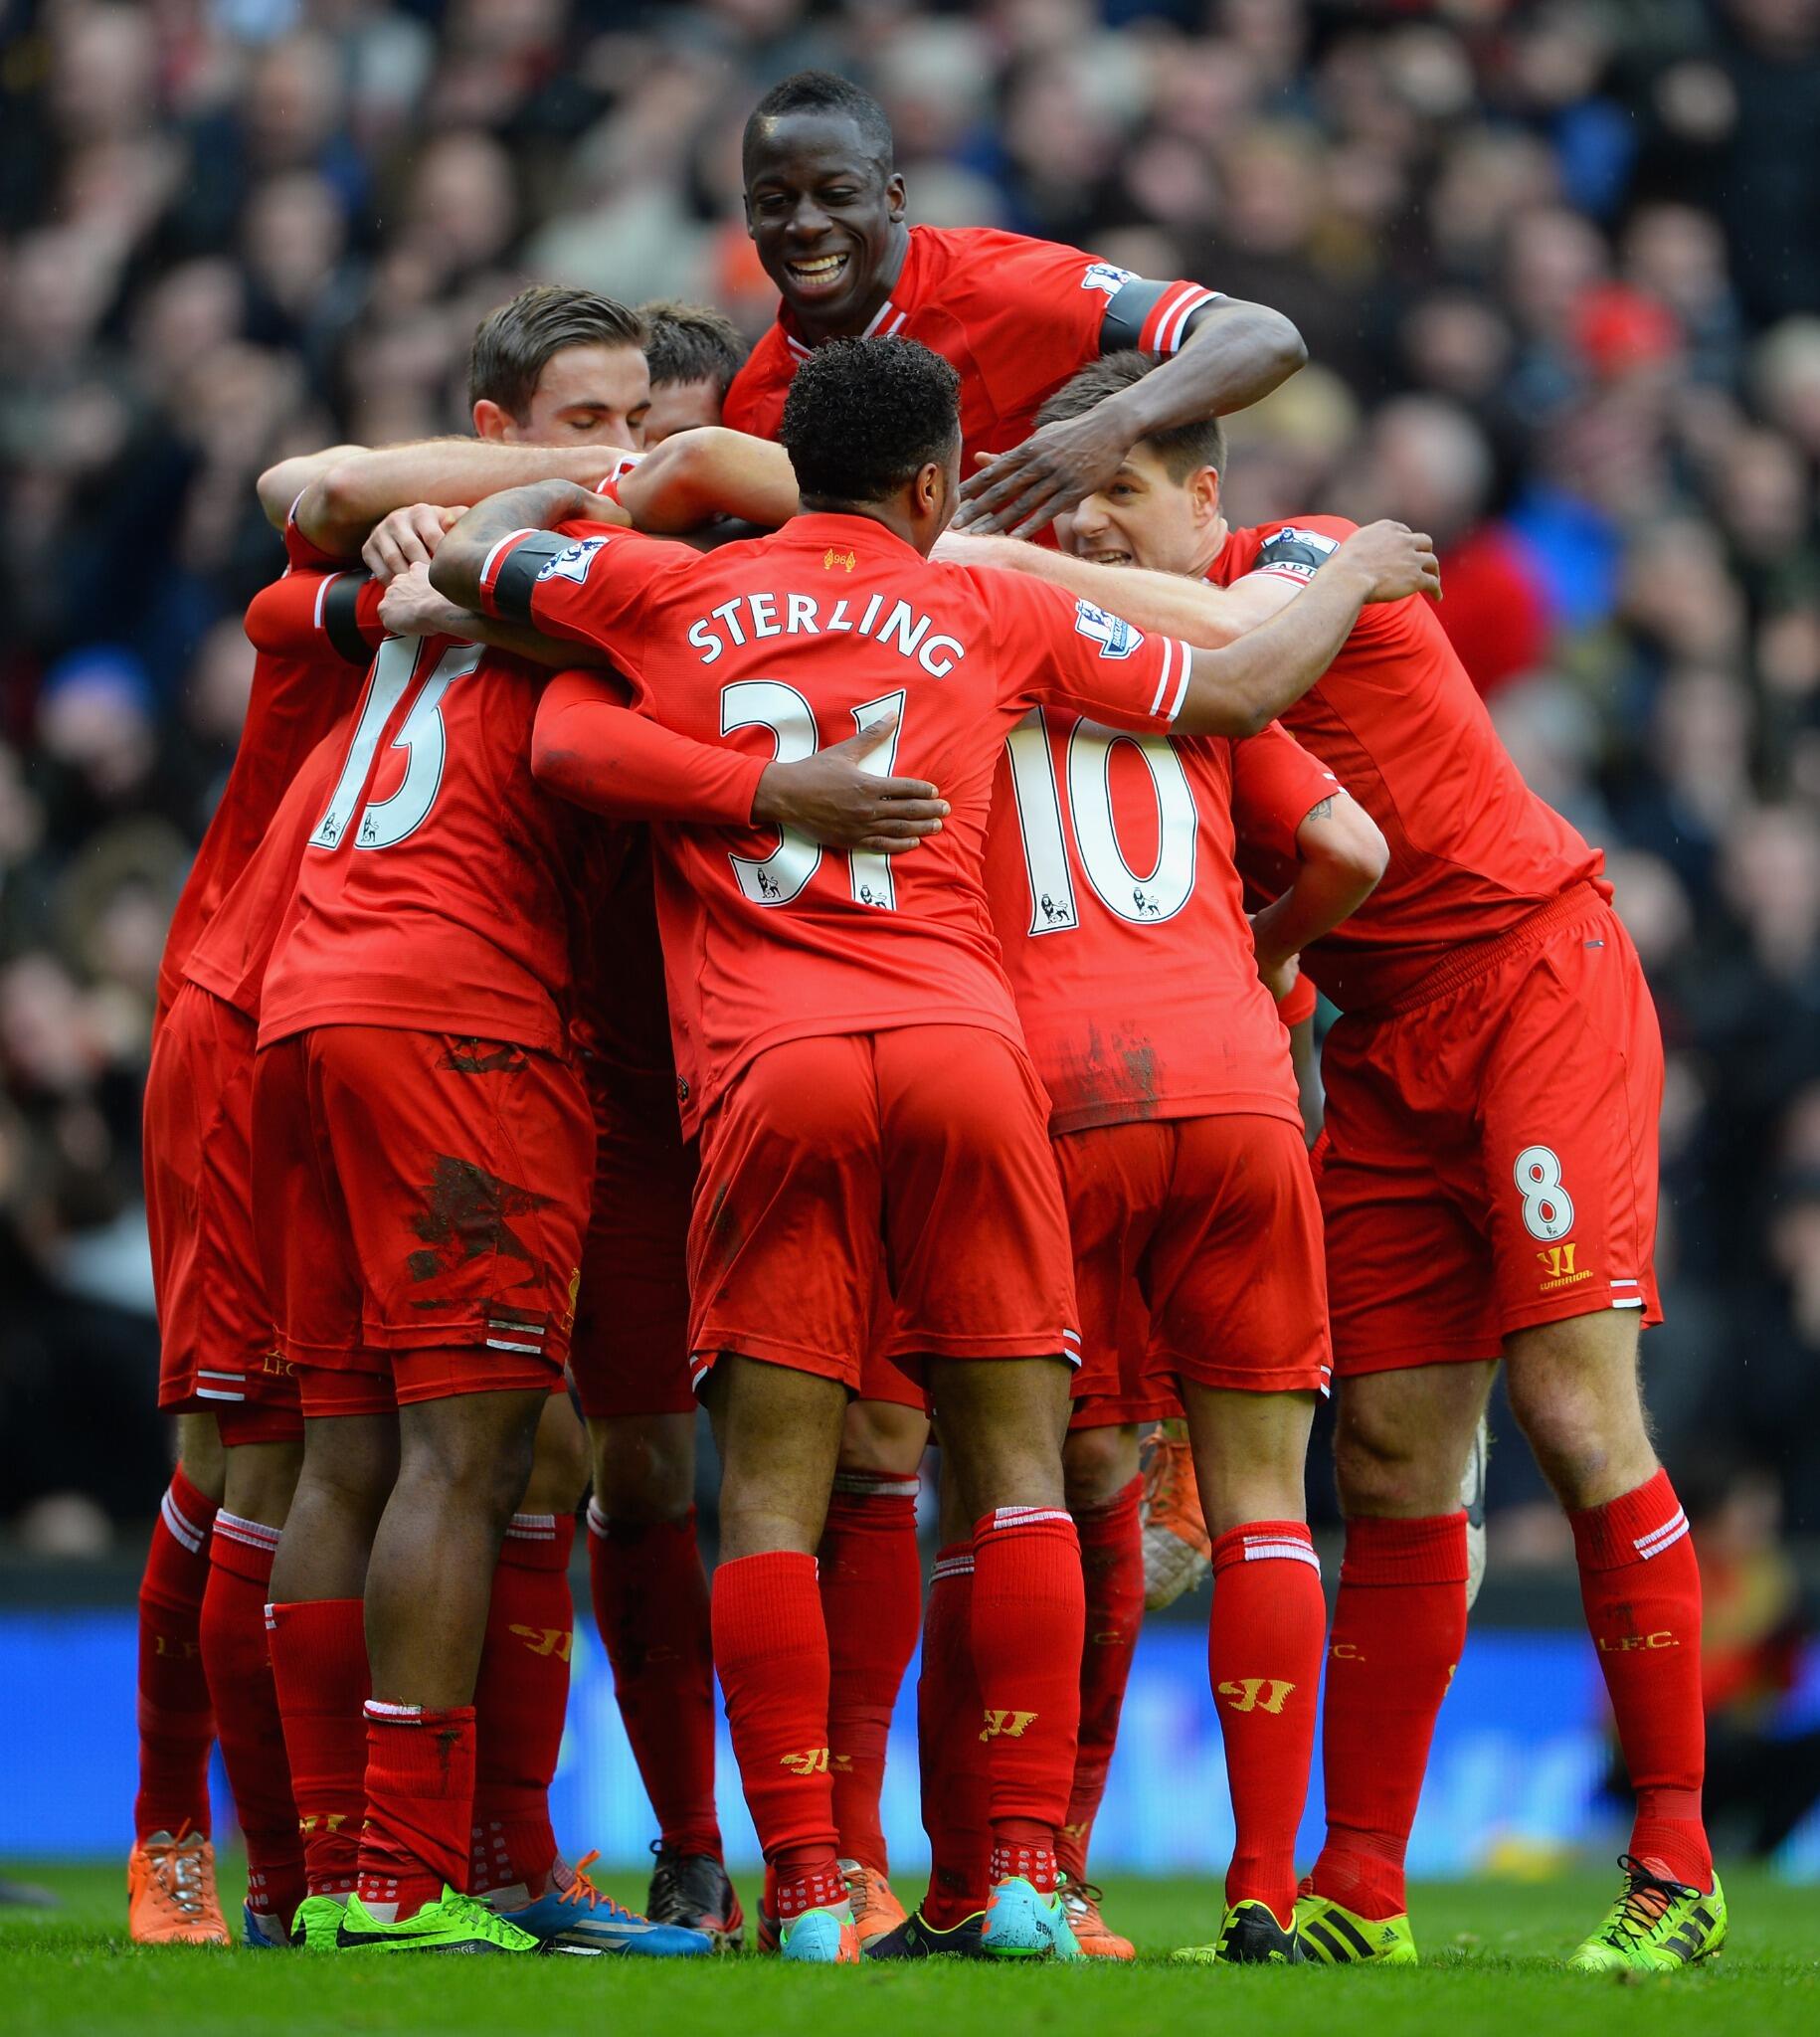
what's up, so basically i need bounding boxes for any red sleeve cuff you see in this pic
[1277,973,1318,1026]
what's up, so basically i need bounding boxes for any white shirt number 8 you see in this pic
[1513,1144,1574,1242]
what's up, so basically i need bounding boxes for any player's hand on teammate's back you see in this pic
[378,561,476,639]
[953,406,1132,538]
[753,714,950,856]
[1333,520,1441,605]
[363,502,468,583]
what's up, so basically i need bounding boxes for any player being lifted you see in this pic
[430,335,1435,1961]
[722,70,1311,1939]
[956,349,1723,1974]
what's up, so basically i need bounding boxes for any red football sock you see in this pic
[972,1508,1084,1896]
[819,1467,922,1874]
[200,1512,302,1924]
[470,1511,575,1899]
[918,1544,992,1932]
[1209,1520,1327,1924]
[1311,1512,1467,1922]
[588,1502,721,1857]
[1059,1475,1143,1884]
[1569,1469,1711,1890]
[357,1702,476,1920]
[268,1597,369,1897]
[711,1551,839,1919]
[134,1469,218,1840]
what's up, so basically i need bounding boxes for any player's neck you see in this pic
[1187,515,1229,581]
[798,223,912,342]
[797,495,925,552]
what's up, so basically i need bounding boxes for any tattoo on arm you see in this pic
[1306,796,1335,822]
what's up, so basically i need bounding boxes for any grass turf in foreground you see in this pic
[2,1861,1815,2037]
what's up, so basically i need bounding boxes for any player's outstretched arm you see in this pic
[956,294,1305,537]
[428,479,608,613]
[1173,521,1438,738]
[1249,790,1388,988]
[618,428,799,534]
[298,443,634,559]
[257,446,364,531]
[376,563,607,669]
[939,529,1293,646]
[533,677,949,852]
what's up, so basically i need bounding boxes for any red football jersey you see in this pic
[259,635,605,1055]
[984,715,1334,1133]
[155,522,382,1022]
[722,226,1218,472]
[488,512,1198,1114]
[183,732,344,1020]
[1207,515,1605,1012]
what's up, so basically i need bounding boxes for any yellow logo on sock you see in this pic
[980,1709,1038,1743]
[1217,1678,1297,1716]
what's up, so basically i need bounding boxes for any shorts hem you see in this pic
[1153,1360,1332,1396]
[688,1340,855,1392]
[1498,1289,1664,1339]
[1333,1340,1503,1378]
[1068,1392,1180,1429]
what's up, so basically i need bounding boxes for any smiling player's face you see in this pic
[1057,442,1223,579]
[743,111,906,337]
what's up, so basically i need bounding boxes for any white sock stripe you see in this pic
[364,1700,424,1720]
[264,1602,277,1628]
[1241,1541,1322,1572]
[987,1506,1073,1531]
[831,1472,922,1499]
[215,1511,282,1551]
[160,1489,206,1555]
[585,1498,609,1537]
[932,1557,976,1579]
[506,1513,557,1539]
[1634,1509,1689,1560]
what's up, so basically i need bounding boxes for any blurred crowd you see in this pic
[2,0,1818,1547]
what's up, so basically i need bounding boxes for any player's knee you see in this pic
[1062,1423,1136,1512]
[222,1438,303,1528]
[838,1396,929,1479]
[1507,1380,1650,1510]
[589,1413,697,1523]
[1333,1412,1440,1517]
[298,1421,399,1532]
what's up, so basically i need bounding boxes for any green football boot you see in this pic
[288,1894,347,1950]
[1294,1889,1418,1965]
[1567,1856,1727,1973]
[335,1886,541,1953]
[1174,1898,1305,1964]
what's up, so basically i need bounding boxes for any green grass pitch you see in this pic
[4,1859,1816,2037]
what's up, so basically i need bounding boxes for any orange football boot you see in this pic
[1061,1881,1136,1960]
[1140,1421,1212,1610]
[841,1859,908,1947]
[127,1825,231,1945]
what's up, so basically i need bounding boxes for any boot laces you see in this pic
[1603,1854,1694,1947]
[559,1850,640,1922]
[149,1822,210,1920]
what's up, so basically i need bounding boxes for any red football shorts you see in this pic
[145,984,301,1442]
[687,1025,1078,1391]
[570,1067,696,1420]
[1318,884,1665,1376]
[1054,1114,1331,1427]
[251,1025,591,1404]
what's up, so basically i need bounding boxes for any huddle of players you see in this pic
[125,70,1724,1972]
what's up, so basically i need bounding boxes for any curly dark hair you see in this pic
[780,337,960,506]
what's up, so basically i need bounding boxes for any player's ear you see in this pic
[885,171,906,223]
[1191,463,1222,526]
[472,399,511,443]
